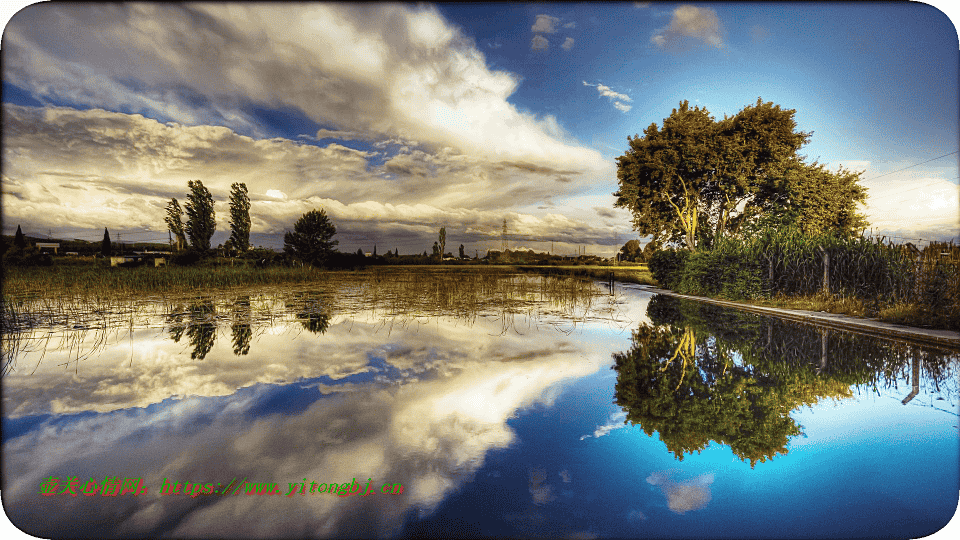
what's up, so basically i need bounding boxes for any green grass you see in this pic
[513,264,657,286]
[2,263,332,298]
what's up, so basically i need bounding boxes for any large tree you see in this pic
[283,208,338,267]
[614,98,864,250]
[228,182,251,253]
[165,198,187,251]
[185,180,216,251]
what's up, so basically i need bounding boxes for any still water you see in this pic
[2,269,958,538]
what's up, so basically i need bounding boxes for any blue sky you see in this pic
[1,2,958,255]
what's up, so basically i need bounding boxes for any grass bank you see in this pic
[2,263,332,298]
[513,264,657,286]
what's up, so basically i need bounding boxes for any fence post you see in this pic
[818,246,830,295]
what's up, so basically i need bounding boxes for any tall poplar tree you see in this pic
[165,198,187,251]
[185,180,215,251]
[438,227,446,263]
[228,182,251,253]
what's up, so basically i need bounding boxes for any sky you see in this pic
[1,2,958,256]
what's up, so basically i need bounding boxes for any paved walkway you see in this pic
[625,284,960,351]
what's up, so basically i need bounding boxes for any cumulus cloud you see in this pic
[531,35,550,51]
[3,103,620,251]
[645,471,714,514]
[651,5,725,51]
[531,14,560,33]
[561,37,575,51]
[582,81,633,113]
[3,3,604,172]
[563,22,576,29]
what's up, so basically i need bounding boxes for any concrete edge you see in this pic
[626,285,960,353]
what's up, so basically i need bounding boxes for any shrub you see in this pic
[648,249,689,290]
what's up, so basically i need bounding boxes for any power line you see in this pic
[862,150,958,182]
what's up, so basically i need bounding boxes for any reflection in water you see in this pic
[613,294,959,467]
[2,275,956,538]
[645,471,714,515]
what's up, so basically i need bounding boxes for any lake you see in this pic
[2,268,957,538]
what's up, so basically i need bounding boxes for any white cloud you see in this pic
[3,3,605,173]
[531,35,549,51]
[646,471,715,514]
[561,37,575,51]
[563,22,576,29]
[651,5,725,51]
[531,14,560,34]
[582,81,633,113]
[579,410,628,440]
[2,104,621,250]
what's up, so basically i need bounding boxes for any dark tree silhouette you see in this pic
[283,209,339,267]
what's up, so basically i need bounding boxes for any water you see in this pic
[2,270,957,538]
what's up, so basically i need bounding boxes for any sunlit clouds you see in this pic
[2,102,615,251]
[651,5,726,51]
[2,2,957,250]
[3,3,611,251]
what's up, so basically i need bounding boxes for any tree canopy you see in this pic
[185,180,216,251]
[614,98,867,250]
[283,208,339,267]
[228,182,251,253]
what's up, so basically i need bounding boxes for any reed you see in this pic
[648,227,959,330]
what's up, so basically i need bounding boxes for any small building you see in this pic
[35,242,60,254]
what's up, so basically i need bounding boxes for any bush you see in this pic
[2,247,53,267]
[648,249,688,290]
[171,250,203,266]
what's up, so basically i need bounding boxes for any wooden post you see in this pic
[819,329,828,372]
[902,355,921,405]
[818,246,830,295]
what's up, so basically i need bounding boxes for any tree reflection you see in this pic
[166,300,216,360]
[613,294,958,467]
[287,292,331,335]
[231,296,252,356]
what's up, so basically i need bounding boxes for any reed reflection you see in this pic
[613,295,959,467]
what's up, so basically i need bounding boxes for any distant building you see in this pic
[35,242,60,254]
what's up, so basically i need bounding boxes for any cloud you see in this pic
[3,103,621,251]
[314,128,369,141]
[531,14,560,34]
[651,5,725,51]
[645,471,714,514]
[579,410,627,440]
[531,35,549,51]
[4,309,609,537]
[529,468,558,505]
[594,207,616,219]
[582,81,633,113]
[561,37,575,51]
[634,2,652,8]
[3,3,605,173]
[563,22,576,29]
